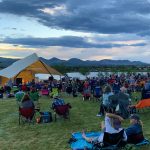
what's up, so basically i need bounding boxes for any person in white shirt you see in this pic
[82,113,127,143]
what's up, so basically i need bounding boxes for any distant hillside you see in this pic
[0,56,148,68]
[43,57,148,66]
[0,57,18,68]
[39,57,65,65]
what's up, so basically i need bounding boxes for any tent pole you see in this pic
[14,71,22,84]
[39,60,52,76]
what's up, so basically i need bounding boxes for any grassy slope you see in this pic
[0,94,149,150]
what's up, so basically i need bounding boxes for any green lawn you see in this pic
[0,94,150,150]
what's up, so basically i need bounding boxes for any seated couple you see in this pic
[82,113,144,147]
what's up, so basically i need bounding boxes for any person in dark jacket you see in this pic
[116,86,130,119]
[126,114,144,144]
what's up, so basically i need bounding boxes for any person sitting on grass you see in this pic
[82,113,127,144]
[125,114,144,144]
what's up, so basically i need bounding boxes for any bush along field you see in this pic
[0,92,149,150]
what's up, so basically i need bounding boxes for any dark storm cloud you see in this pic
[1,0,150,35]
[0,0,66,16]
[1,36,146,48]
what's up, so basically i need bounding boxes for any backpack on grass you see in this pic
[40,112,52,123]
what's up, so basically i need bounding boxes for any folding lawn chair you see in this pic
[50,87,59,98]
[19,107,35,125]
[41,89,49,96]
[53,103,71,121]
[29,91,40,109]
[133,138,150,148]
[92,130,127,150]
[15,91,25,105]
[127,132,150,149]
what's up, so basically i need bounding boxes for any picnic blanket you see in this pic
[70,132,101,150]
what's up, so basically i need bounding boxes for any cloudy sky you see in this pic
[0,0,150,62]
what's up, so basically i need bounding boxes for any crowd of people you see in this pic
[0,72,149,147]
[0,72,150,99]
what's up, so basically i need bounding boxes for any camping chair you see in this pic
[19,107,35,125]
[127,132,150,149]
[127,132,144,144]
[53,103,71,121]
[133,138,150,149]
[41,89,49,96]
[92,130,126,150]
[50,87,59,98]
[15,92,25,105]
[29,91,40,109]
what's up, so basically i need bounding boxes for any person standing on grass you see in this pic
[97,85,114,117]
[115,86,130,119]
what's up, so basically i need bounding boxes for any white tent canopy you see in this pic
[86,72,99,78]
[0,53,61,85]
[35,74,64,81]
[66,72,86,80]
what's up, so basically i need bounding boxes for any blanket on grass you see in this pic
[70,132,101,150]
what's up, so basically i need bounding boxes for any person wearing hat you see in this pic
[125,114,144,144]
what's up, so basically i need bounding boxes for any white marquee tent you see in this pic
[66,72,86,80]
[35,74,64,81]
[86,72,99,78]
[0,53,61,85]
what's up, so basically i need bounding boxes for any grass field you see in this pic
[0,93,150,150]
